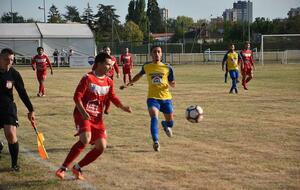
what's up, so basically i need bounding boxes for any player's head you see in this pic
[125,47,129,53]
[0,48,14,69]
[229,43,235,52]
[93,52,113,74]
[151,45,162,62]
[244,41,250,50]
[103,46,111,55]
[37,47,44,55]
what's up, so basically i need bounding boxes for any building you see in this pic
[223,9,238,22]
[288,7,300,18]
[160,8,169,21]
[223,1,253,22]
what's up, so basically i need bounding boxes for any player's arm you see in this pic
[168,65,176,88]
[251,52,255,70]
[46,55,53,75]
[114,59,120,78]
[109,80,132,113]
[31,56,36,71]
[73,76,90,120]
[13,70,35,122]
[130,55,134,71]
[222,53,228,71]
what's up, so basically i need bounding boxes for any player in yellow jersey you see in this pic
[121,45,176,151]
[222,43,241,94]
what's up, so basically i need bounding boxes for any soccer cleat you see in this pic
[243,84,248,90]
[11,165,20,172]
[72,165,85,180]
[55,168,66,180]
[104,110,109,115]
[37,93,42,97]
[162,121,173,137]
[153,141,160,152]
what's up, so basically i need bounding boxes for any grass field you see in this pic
[0,63,299,190]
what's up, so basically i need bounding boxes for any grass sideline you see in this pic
[0,63,299,190]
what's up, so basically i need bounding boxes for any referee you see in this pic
[0,48,35,172]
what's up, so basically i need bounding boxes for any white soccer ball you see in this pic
[185,105,204,123]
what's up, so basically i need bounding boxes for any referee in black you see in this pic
[0,48,35,172]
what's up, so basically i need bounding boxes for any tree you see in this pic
[147,0,164,33]
[122,21,144,43]
[126,0,148,38]
[1,12,24,23]
[94,4,121,42]
[48,4,63,23]
[64,5,81,23]
[82,3,95,29]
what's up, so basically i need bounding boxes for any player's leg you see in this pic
[245,69,253,85]
[74,129,107,180]
[147,99,160,151]
[242,70,247,90]
[3,124,19,171]
[229,70,238,93]
[161,100,174,138]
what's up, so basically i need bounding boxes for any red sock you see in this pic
[123,75,126,84]
[78,148,103,168]
[62,141,86,168]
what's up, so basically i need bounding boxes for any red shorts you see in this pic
[122,67,131,74]
[74,113,107,144]
[37,71,46,81]
[242,65,252,76]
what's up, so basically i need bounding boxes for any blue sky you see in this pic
[0,0,299,23]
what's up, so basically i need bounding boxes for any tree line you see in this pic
[1,0,299,48]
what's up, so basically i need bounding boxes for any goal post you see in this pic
[260,34,300,65]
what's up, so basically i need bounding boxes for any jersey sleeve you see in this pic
[168,64,175,81]
[73,75,89,103]
[13,70,34,112]
[138,64,146,75]
[222,53,228,63]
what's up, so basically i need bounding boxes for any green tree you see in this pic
[126,0,148,38]
[64,5,81,22]
[1,12,24,23]
[81,3,95,29]
[94,4,120,42]
[48,4,63,23]
[123,21,144,43]
[147,0,164,33]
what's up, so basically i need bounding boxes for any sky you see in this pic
[0,0,300,23]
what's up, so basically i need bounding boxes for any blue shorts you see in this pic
[229,70,239,79]
[147,98,173,114]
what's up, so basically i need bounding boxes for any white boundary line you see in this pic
[21,147,98,190]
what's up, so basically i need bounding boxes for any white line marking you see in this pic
[21,147,99,190]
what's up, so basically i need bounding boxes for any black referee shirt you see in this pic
[0,67,33,114]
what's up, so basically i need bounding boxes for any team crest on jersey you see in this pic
[150,73,163,84]
[90,83,110,95]
[6,80,13,89]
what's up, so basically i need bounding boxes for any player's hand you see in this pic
[27,111,35,122]
[117,73,120,78]
[169,81,176,88]
[119,85,127,90]
[120,105,132,113]
[81,110,91,120]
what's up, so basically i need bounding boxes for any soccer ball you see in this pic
[185,105,204,123]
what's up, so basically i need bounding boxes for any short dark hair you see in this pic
[94,52,111,65]
[150,45,162,52]
[37,47,44,52]
[102,45,110,50]
[1,48,14,55]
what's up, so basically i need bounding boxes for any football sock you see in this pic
[162,120,174,128]
[62,141,86,168]
[8,142,19,167]
[245,76,252,83]
[78,148,103,168]
[123,75,126,84]
[150,117,159,142]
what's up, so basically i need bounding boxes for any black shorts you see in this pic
[0,103,19,128]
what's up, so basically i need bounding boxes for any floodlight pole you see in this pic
[10,0,13,23]
[38,0,46,23]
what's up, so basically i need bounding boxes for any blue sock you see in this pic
[162,120,174,128]
[150,117,159,142]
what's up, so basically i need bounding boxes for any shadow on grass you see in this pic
[0,179,58,189]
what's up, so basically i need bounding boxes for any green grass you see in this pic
[0,64,299,190]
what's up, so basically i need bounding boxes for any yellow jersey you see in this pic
[223,51,240,71]
[139,61,174,100]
